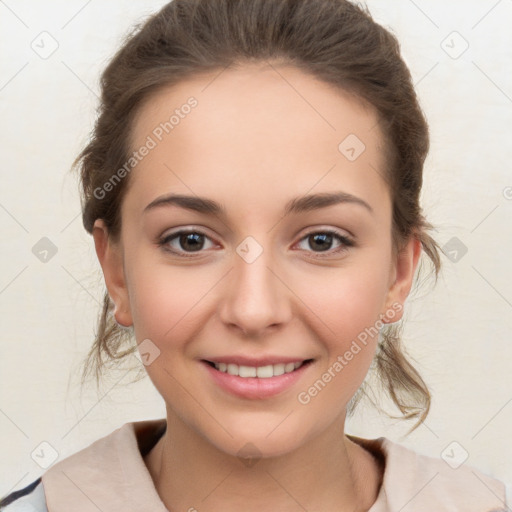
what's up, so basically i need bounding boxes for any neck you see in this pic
[144,411,383,512]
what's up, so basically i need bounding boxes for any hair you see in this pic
[76,0,443,432]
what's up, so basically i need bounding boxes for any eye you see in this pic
[157,229,216,257]
[295,229,354,257]
[157,227,355,258]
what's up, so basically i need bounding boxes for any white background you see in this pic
[1,0,511,498]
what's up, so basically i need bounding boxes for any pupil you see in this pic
[310,233,331,252]
[178,233,333,253]
[181,233,204,251]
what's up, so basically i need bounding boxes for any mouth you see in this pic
[202,359,314,379]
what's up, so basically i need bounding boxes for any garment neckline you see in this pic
[41,418,508,511]
[137,419,388,510]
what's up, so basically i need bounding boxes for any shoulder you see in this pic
[0,421,152,512]
[0,421,148,512]
[0,477,48,512]
[383,439,507,512]
[362,435,511,511]
[3,420,168,512]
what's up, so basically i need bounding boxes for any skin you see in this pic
[93,62,421,511]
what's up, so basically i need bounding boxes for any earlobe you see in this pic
[381,236,422,324]
[92,219,133,327]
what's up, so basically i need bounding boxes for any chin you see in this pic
[216,434,301,461]
[202,415,314,461]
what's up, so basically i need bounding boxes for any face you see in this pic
[94,62,420,458]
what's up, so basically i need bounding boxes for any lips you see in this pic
[203,355,312,367]
[200,357,314,399]
[204,360,309,378]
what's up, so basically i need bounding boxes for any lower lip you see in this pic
[201,360,313,400]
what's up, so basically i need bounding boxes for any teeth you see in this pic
[256,365,273,378]
[273,363,285,376]
[227,363,239,376]
[239,365,257,378]
[285,362,295,372]
[213,361,305,378]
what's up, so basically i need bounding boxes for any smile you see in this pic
[206,360,309,378]
[201,359,314,399]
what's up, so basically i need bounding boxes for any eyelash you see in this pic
[157,228,355,258]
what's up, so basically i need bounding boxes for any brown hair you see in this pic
[77,0,442,431]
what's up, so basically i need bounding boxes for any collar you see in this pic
[41,418,507,511]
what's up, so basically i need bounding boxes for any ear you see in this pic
[381,235,422,324]
[92,219,133,327]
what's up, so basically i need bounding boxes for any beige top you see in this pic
[41,418,510,511]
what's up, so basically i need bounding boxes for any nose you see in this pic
[217,238,292,338]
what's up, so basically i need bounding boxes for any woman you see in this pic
[1,0,510,510]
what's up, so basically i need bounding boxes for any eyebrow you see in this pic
[143,191,374,217]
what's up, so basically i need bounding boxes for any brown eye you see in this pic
[158,230,215,256]
[296,230,354,256]
[177,232,206,251]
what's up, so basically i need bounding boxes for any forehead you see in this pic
[125,63,389,217]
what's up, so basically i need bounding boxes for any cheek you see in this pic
[126,253,214,342]
[293,294,383,427]
[301,265,391,345]
[293,260,391,397]
[126,262,213,397]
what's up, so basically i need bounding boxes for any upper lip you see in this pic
[202,356,313,367]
